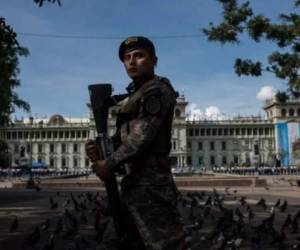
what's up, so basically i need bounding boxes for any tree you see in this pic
[203,0,300,97]
[33,0,61,7]
[0,17,30,126]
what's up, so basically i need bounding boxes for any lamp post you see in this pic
[27,116,35,188]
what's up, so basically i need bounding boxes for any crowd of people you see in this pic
[0,168,91,179]
[212,165,300,175]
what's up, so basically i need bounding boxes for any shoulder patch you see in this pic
[144,95,161,115]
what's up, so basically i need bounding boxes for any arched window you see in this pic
[175,109,181,117]
[281,109,287,117]
[111,109,117,117]
[289,108,295,116]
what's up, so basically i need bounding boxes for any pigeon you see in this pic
[26,226,40,246]
[42,233,55,250]
[41,218,51,231]
[280,200,288,212]
[9,215,18,233]
[281,214,292,230]
[274,199,281,208]
[239,196,247,206]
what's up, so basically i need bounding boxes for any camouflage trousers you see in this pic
[120,181,185,250]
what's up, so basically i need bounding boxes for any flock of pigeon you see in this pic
[7,188,300,250]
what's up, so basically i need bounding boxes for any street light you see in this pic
[26,116,35,188]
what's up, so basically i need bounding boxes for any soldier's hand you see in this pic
[85,140,99,162]
[92,160,112,182]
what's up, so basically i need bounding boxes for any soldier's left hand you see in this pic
[92,160,112,182]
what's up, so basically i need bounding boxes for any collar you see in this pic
[126,75,157,94]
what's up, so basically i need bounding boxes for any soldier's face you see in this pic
[123,48,157,81]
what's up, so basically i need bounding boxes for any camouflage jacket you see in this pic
[107,75,177,177]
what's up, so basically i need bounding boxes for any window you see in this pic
[236,128,240,135]
[65,131,69,138]
[210,156,215,165]
[18,132,23,139]
[7,132,11,139]
[265,127,269,136]
[82,131,87,138]
[198,142,203,150]
[253,128,258,135]
[71,131,75,138]
[77,131,81,138]
[206,129,211,136]
[173,141,176,150]
[187,156,192,165]
[234,155,239,164]
[42,131,46,139]
[53,131,57,139]
[85,158,90,167]
[175,109,181,117]
[59,131,64,138]
[259,128,263,135]
[222,141,226,150]
[50,158,54,167]
[289,108,295,116]
[187,142,191,149]
[38,144,43,153]
[12,132,17,139]
[50,144,55,153]
[254,144,259,155]
[62,158,66,168]
[212,128,217,136]
[73,143,78,153]
[222,156,227,165]
[61,144,66,153]
[189,129,194,137]
[282,109,287,117]
[74,158,78,167]
[200,129,205,136]
[230,128,234,136]
[218,128,223,136]
[297,109,300,116]
[241,128,246,136]
[210,141,215,150]
[247,128,252,136]
[195,129,199,136]
[224,128,228,136]
[47,131,52,139]
[198,156,203,165]
[26,144,31,153]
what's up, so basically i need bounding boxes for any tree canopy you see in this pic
[0,17,30,126]
[33,0,61,7]
[203,0,300,97]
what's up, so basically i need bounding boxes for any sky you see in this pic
[1,0,296,120]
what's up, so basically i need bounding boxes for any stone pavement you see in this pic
[0,175,299,249]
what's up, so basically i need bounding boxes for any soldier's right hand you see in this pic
[85,140,99,163]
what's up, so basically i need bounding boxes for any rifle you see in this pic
[88,84,128,248]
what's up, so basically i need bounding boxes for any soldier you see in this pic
[86,36,185,250]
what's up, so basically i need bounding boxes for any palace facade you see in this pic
[1,95,300,170]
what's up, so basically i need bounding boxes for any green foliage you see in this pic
[33,0,61,7]
[0,17,30,126]
[203,0,300,97]
[275,91,289,103]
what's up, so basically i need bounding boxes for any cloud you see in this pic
[256,86,276,101]
[186,103,226,121]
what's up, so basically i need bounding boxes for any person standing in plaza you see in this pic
[86,36,185,250]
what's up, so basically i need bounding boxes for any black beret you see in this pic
[119,36,156,62]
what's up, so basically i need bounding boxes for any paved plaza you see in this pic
[0,175,299,249]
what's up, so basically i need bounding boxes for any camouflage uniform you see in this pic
[107,75,185,250]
